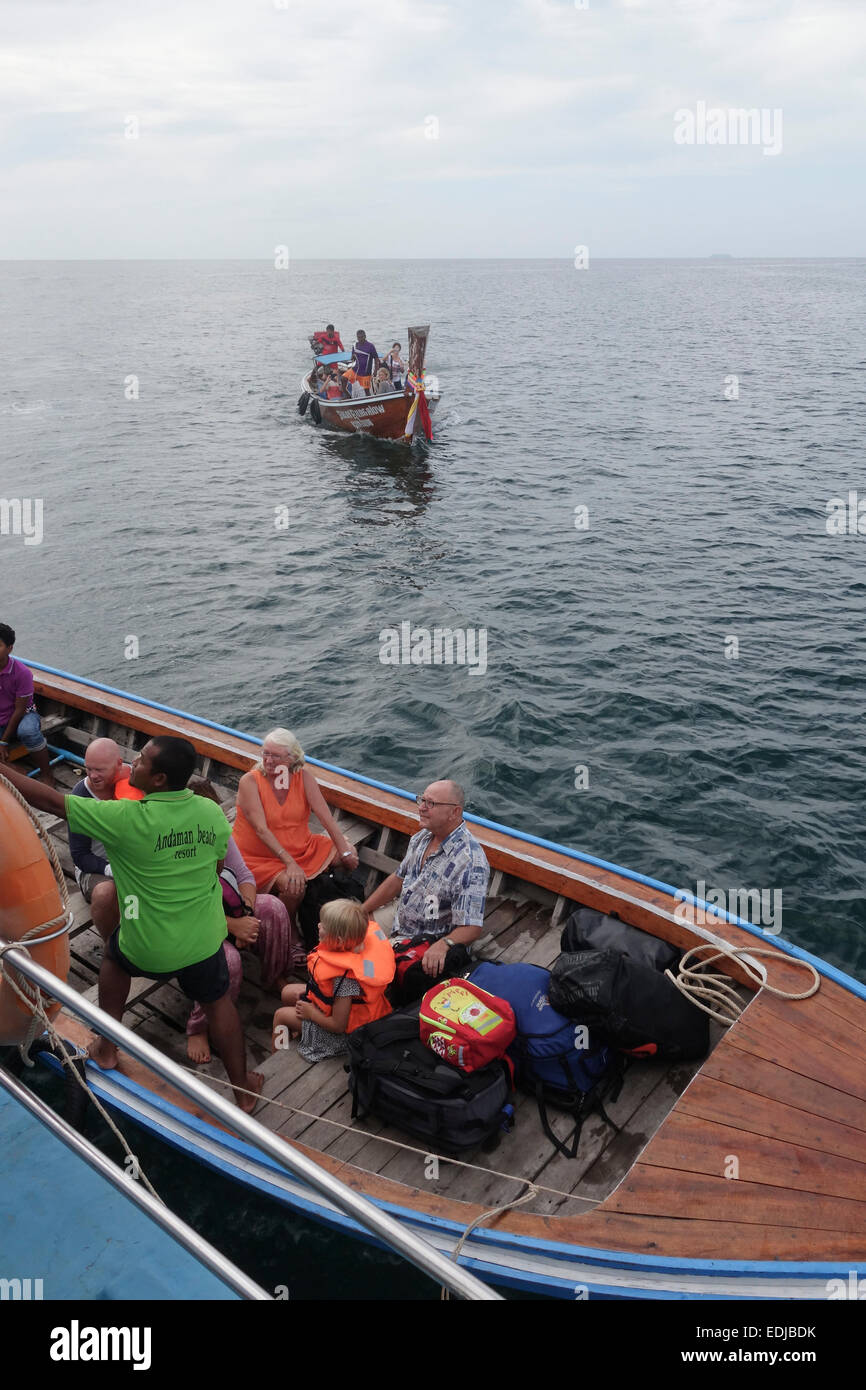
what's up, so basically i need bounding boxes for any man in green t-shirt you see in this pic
[4,737,262,1112]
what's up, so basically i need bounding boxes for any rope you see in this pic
[665,941,821,1026]
[440,1183,538,1300]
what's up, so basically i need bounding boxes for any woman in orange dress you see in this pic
[232,728,359,925]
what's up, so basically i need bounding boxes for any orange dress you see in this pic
[232,768,333,889]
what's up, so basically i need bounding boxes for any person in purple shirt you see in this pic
[0,623,53,784]
[343,329,380,396]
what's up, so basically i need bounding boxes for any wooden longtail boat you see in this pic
[12,663,866,1299]
[299,326,440,441]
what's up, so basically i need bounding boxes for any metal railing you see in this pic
[0,941,502,1301]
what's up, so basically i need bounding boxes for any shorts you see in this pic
[14,709,46,752]
[79,872,112,903]
[106,929,230,1004]
[342,368,372,389]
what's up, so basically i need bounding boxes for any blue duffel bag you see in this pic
[469,961,623,1160]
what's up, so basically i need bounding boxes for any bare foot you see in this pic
[187,1032,212,1065]
[237,1071,263,1114]
[87,1035,118,1070]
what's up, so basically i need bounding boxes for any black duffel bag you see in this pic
[296,864,366,949]
[346,1005,515,1155]
[549,949,709,1060]
[561,907,681,974]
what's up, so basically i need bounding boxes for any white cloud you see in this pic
[0,0,863,255]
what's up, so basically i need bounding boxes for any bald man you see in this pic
[68,737,143,938]
[362,779,490,989]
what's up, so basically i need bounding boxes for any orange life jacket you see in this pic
[306,922,394,1032]
[115,775,144,802]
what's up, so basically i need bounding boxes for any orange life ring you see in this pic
[0,779,70,1044]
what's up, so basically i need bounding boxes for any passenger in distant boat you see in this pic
[231,728,360,934]
[272,899,393,1062]
[321,324,344,354]
[324,371,343,400]
[385,343,405,391]
[372,366,393,395]
[184,778,306,1065]
[68,738,144,941]
[362,780,489,998]
[2,739,264,1112]
[0,622,54,785]
[310,325,345,357]
[342,329,380,397]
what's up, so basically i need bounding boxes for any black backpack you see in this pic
[560,907,681,973]
[549,949,710,1060]
[346,1005,515,1155]
[297,865,366,949]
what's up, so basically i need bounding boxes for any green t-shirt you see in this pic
[66,790,229,973]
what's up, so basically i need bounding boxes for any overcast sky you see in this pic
[2,0,864,257]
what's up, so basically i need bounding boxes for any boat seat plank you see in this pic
[6,712,71,760]
[605,1161,866,1234]
[639,1109,866,1204]
[678,1073,866,1166]
[704,1035,866,1136]
[725,1012,866,1105]
[357,846,400,875]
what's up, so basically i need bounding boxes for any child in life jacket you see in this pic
[272,899,394,1061]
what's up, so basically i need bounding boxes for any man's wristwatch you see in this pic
[443,936,455,948]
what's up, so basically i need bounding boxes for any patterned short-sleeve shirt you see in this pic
[392,822,490,942]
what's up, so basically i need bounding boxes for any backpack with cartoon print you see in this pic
[419,978,516,1072]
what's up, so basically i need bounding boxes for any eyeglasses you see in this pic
[415,795,460,810]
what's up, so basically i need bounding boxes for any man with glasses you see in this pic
[362,780,489,991]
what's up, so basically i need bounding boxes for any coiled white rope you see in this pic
[665,941,820,1027]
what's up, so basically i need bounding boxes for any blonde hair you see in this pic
[259,728,305,775]
[319,899,368,949]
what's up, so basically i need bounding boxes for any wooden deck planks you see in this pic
[704,1035,866,1136]
[678,1072,866,1166]
[605,1160,866,1234]
[639,1108,866,1203]
[724,1011,866,1106]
